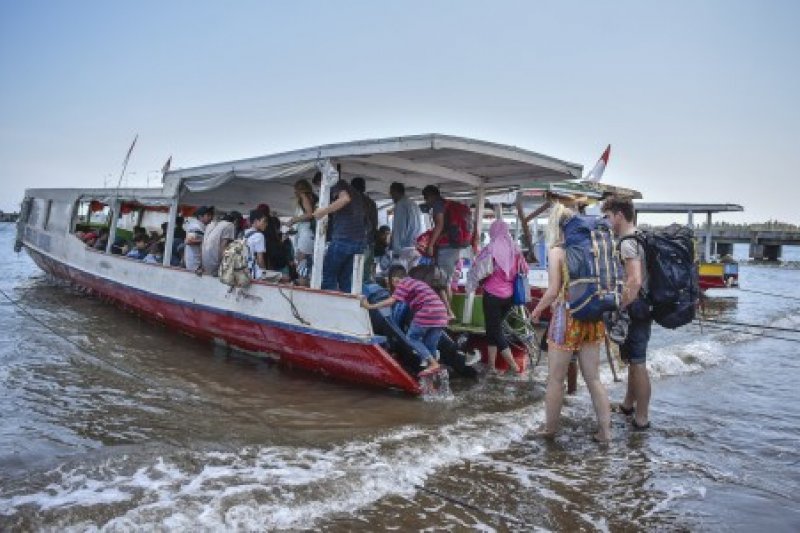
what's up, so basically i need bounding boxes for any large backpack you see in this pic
[621,225,699,329]
[439,200,473,248]
[219,238,251,289]
[563,215,623,321]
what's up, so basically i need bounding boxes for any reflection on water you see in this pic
[1,224,799,531]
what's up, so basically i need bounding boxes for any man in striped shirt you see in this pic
[361,265,448,376]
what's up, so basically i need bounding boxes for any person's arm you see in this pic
[361,295,397,310]
[256,251,267,270]
[622,257,643,309]
[314,190,351,220]
[530,248,563,322]
[427,211,445,257]
[185,231,203,245]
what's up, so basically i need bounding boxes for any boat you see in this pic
[633,202,744,290]
[15,134,582,395]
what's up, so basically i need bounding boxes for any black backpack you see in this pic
[621,224,699,329]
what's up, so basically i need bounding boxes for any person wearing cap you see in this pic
[184,206,214,272]
[202,211,242,275]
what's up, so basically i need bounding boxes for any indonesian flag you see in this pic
[584,144,610,182]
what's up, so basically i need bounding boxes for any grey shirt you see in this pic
[620,232,648,294]
[201,220,236,275]
[390,196,422,253]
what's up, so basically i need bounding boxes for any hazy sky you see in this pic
[1,1,798,223]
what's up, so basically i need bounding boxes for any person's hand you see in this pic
[531,307,543,323]
[426,244,435,257]
[359,296,370,309]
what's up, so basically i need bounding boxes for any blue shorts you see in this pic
[621,300,652,365]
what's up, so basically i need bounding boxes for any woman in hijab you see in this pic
[470,219,528,374]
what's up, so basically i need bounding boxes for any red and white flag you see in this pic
[584,144,610,182]
[161,155,172,175]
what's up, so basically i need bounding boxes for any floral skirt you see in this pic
[547,303,606,352]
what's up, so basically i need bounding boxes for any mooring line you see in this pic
[0,287,162,387]
[735,287,800,302]
[699,318,800,335]
[698,322,800,344]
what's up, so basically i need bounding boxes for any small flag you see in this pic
[584,144,611,183]
[161,155,172,175]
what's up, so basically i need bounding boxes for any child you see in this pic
[361,265,448,376]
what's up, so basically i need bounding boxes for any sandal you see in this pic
[631,419,651,431]
[418,366,442,378]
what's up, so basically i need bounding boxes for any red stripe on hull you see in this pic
[27,249,421,395]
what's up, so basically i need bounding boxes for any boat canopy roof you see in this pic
[24,187,170,206]
[163,134,584,214]
[634,202,744,214]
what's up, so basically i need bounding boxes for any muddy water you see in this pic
[1,223,798,531]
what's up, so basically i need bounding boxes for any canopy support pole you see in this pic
[351,254,365,295]
[462,180,486,325]
[163,197,179,266]
[310,159,338,290]
[105,199,121,254]
[704,211,713,262]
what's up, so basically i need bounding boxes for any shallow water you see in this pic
[1,223,799,531]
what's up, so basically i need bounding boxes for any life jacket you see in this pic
[563,215,623,321]
[438,200,473,248]
[219,238,251,289]
[620,224,699,329]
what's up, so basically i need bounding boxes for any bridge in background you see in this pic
[635,202,800,261]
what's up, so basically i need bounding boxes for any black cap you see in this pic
[195,206,214,217]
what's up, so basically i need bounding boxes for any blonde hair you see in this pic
[546,202,573,249]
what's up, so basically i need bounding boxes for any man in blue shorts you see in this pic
[603,196,652,430]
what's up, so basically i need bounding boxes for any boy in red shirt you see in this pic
[361,265,448,376]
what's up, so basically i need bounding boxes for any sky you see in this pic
[1,0,798,224]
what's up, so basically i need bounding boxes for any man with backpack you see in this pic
[602,196,652,430]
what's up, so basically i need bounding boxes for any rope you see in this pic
[699,318,800,335]
[698,322,800,344]
[0,287,160,387]
[735,287,800,302]
[277,284,311,326]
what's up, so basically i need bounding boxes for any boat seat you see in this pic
[448,293,487,334]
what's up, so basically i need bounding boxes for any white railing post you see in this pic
[106,199,121,254]
[462,180,486,325]
[351,253,365,295]
[163,197,179,266]
[310,159,339,290]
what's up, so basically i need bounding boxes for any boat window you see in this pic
[73,200,110,234]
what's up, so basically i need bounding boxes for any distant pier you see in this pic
[0,212,19,223]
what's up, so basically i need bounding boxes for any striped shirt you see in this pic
[393,278,449,327]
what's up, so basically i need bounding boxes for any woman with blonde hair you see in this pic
[288,179,318,281]
[531,202,612,442]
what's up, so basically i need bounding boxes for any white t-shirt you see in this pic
[245,229,266,279]
[184,218,206,271]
